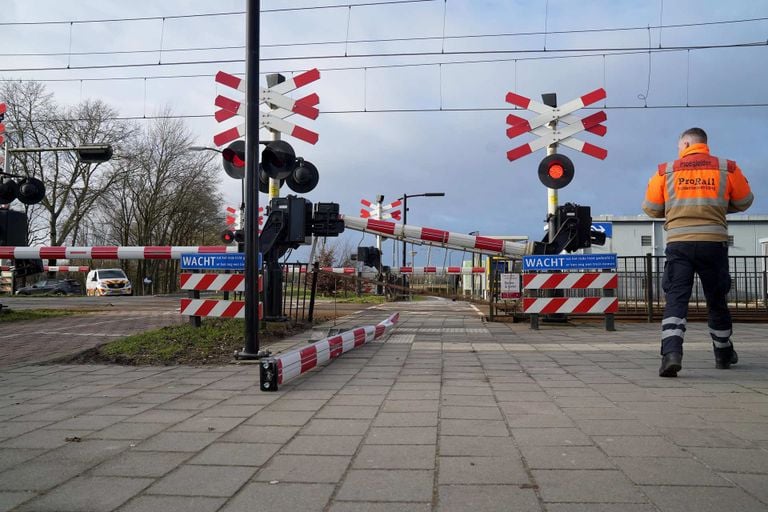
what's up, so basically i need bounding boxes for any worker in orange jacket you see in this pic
[643,127,753,377]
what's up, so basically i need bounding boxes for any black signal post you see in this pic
[239,0,262,359]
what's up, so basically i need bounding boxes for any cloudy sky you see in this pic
[1,0,767,264]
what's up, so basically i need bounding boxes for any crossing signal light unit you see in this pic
[259,140,319,194]
[221,229,244,244]
[538,154,574,190]
[222,140,245,180]
[0,177,46,205]
[76,145,114,164]
[261,140,296,180]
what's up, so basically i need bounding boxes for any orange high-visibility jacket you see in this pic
[642,143,753,242]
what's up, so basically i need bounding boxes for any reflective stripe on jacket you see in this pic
[642,144,753,242]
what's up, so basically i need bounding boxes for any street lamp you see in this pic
[400,192,445,268]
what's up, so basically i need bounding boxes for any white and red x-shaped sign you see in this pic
[505,88,607,161]
[360,198,402,221]
[213,69,320,147]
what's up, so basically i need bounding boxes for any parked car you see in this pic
[15,279,83,296]
[86,268,132,296]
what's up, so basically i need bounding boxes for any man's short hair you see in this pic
[680,127,707,144]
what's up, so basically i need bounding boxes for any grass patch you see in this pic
[55,316,335,366]
[0,309,79,323]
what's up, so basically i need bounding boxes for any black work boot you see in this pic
[715,347,738,370]
[659,352,682,377]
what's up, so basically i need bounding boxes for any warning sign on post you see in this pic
[500,273,521,299]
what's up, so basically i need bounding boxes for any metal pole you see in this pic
[239,0,261,359]
[401,194,408,267]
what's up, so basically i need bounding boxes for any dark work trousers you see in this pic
[661,241,733,356]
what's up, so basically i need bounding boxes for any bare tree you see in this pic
[96,112,224,293]
[0,80,133,246]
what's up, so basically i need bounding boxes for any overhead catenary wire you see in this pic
[1,14,767,58]
[0,0,437,26]
[8,102,768,127]
[0,40,765,73]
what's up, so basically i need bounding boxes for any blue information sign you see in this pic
[591,222,613,238]
[523,253,617,271]
[180,253,246,270]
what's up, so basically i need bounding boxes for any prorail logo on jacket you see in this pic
[677,177,716,186]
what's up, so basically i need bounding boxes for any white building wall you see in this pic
[591,215,768,257]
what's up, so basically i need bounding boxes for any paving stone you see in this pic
[302,419,372,436]
[440,406,503,420]
[611,456,731,486]
[282,435,362,456]
[0,491,34,512]
[0,448,45,473]
[254,455,351,483]
[117,495,227,512]
[89,421,168,440]
[92,451,189,477]
[0,460,88,491]
[440,419,509,437]
[220,482,334,512]
[328,395,386,406]
[329,502,431,512]
[246,410,316,426]
[438,456,528,484]
[439,436,519,457]
[264,399,328,412]
[533,469,647,503]
[336,470,433,502]
[686,446,768,473]
[123,409,198,424]
[365,427,437,445]
[546,505,656,512]
[222,425,300,443]
[315,406,380,419]
[592,436,687,457]
[189,442,282,466]
[720,473,768,505]
[643,485,766,512]
[381,400,440,412]
[521,445,614,469]
[15,475,152,512]
[353,445,435,469]
[437,485,540,512]
[511,428,593,446]
[0,428,79,450]
[166,414,245,433]
[656,427,754,448]
[147,465,255,496]
[133,431,221,452]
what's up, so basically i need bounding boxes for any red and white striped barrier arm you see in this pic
[523,297,618,314]
[179,299,263,319]
[180,273,255,292]
[341,215,533,258]
[304,267,485,276]
[0,246,238,260]
[397,266,485,275]
[259,312,399,391]
[44,266,89,272]
[523,273,617,290]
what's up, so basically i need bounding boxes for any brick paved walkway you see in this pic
[0,299,767,511]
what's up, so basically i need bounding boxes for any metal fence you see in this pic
[488,255,768,321]
[618,255,768,320]
[281,263,312,324]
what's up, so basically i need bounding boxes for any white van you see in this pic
[86,268,133,296]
